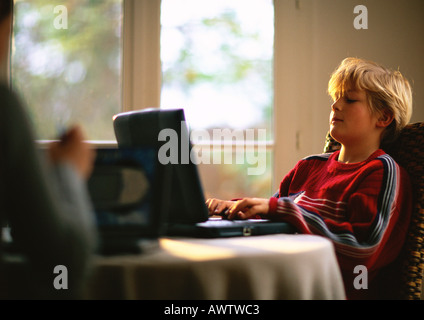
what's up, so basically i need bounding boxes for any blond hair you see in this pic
[328,57,413,146]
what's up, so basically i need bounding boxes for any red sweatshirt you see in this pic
[268,149,412,299]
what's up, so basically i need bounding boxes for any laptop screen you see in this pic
[87,147,168,239]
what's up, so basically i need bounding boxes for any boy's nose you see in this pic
[331,98,341,111]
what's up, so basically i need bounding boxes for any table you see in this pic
[85,234,346,300]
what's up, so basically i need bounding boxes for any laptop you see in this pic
[112,108,295,238]
[87,147,170,254]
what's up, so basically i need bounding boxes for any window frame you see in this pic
[122,0,161,114]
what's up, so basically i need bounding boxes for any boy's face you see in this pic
[329,89,380,146]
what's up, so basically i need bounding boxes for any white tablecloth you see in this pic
[86,234,346,300]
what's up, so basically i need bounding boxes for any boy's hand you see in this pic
[227,198,269,220]
[205,198,236,218]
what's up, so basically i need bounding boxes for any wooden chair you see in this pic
[324,122,424,300]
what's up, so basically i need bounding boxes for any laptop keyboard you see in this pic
[197,218,271,227]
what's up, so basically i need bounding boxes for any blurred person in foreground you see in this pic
[0,0,97,299]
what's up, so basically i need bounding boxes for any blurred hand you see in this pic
[48,125,95,179]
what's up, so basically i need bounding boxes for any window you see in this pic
[11,0,123,141]
[11,0,274,199]
[161,0,274,134]
[160,0,274,198]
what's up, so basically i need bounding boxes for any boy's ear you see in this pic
[376,112,394,128]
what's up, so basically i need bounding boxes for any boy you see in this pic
[206,57,413,299]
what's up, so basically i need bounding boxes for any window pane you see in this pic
[161,0,274,199]
[160,0,274,199]
[11,0,123,140]
[197,149,273,199]
[160,0,274,136]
